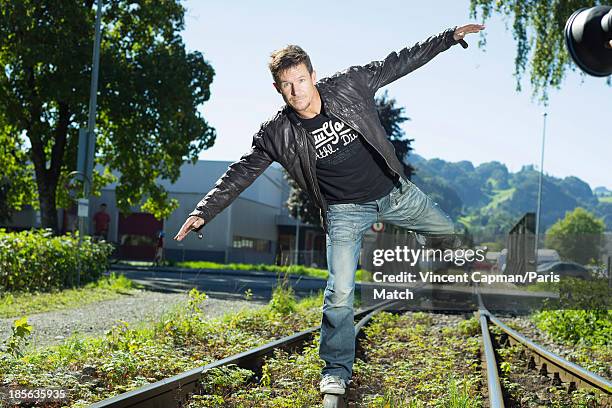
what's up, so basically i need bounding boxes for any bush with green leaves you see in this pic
[0,229,113,292]
[532,309,611,347]
[531,277,611,347]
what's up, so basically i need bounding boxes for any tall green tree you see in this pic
[544,207,605,264]
[469,0,611,103]
[376,90,415,179]
[286,91,413,227]
[0,0,215,232]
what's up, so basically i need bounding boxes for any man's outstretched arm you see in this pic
[357,24,485,94]
[174,128,273,241]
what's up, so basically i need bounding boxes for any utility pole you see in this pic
[534,112,548,266]
[76,0,103,286]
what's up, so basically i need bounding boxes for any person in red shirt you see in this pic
[93,203,111,241]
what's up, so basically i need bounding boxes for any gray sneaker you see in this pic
[320,375,346,395]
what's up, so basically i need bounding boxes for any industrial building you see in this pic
[3,160,326,265]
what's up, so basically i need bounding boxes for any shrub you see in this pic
[0,229,113,292]
[532,309,611,346]
[532,277,611,346]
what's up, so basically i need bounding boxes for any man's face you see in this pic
[274,63,317,114]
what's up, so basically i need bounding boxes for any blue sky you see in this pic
[180,0,611,190]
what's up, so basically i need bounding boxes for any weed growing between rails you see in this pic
[187,338,324,407]
[184,312,484,408]
[354,312,483,407]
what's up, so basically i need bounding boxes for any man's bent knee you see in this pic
[323,286,354,309]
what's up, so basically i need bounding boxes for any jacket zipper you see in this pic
[296,123,328,226]
[325,103,404,191]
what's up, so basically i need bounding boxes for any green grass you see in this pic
[530,308,612,379]
[176,260,369,282]
[598,195,612,203]
[177,260,329,279]
[532,309,611,347]
[527,278,610,346]
[483,187,515,211]
[524,280,560,293]
[188,337,324,407]
[0,273,140,318]
[116,260,156,267]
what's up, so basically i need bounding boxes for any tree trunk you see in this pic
[27,98,70,235]
[37,177,59,233]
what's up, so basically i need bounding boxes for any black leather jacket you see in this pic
[190,27,460,233]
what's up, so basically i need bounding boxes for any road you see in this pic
[109,265,329,301]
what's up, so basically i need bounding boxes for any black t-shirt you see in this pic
[300,107,396,204]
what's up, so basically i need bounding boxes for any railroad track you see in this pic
[90,287,610,408]
[477,290,612,407]
[89,298,404,408]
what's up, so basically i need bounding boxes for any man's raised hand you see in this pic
[453,24,486,42]
[173,215,205,241]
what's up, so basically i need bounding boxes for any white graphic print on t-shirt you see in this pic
[311,119,359,160]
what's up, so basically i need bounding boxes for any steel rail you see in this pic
[91,300,397,408]
[487,311,612,395]
[479,311,506,408]
[477,289,611,406]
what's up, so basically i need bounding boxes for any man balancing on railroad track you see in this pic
[174,23,485,396]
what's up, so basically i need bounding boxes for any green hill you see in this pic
[408,154,611,238]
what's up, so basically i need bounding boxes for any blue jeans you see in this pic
[319,177,456,381]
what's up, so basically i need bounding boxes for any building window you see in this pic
[232,236,271,252]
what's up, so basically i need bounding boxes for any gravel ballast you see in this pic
[500,315,611,379]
